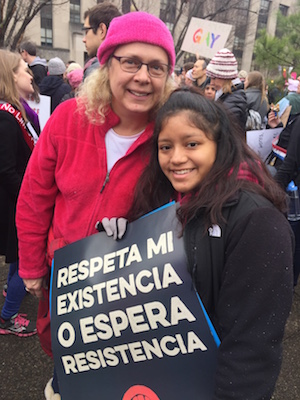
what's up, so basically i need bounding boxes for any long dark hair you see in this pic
[128,87,287,226]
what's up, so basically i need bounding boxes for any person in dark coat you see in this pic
[191,57,210,90]
[0,49,39,337]
[126,88,293,399]
[19,41,48,87]
[244,70,269,123]
[39,57,71,113]
[206,48,248,132]
[60,68,83,103]
[267,109,300,286]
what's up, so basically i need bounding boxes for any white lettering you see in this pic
[147,233,168,259]
[60,331,207,374]
[90,257,103,277]
[57,322,76,348]
[56,264,183,315]
[79,296,192,341]
[171,296,196,325]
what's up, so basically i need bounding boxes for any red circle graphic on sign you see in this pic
[122,385,160,400]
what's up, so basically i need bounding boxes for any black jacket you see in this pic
[184,190,293,399]
[274,114,300,189]
[30,64,47,87]
[39,75,71,113]
[0,110,32,262]
[218,83,248,131]
[245,87,268,121]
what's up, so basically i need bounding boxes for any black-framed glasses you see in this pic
[82,26,94,35]
[112,55,170,78]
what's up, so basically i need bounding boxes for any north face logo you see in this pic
[208,224,222,237]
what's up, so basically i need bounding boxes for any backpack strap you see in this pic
[207,206,232,311]
[0,102,37,151]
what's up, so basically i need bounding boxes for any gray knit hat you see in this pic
[48,57,66,76]
[206,48,238,80]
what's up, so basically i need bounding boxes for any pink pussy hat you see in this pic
[97,11,175,74]
[287,78,299,92]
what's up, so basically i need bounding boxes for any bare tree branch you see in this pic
[0,0,70,49]
[131,0,139,11]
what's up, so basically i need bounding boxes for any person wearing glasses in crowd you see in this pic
[82,2,121,80]
[16,11,175,399]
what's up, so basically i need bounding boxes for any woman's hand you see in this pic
[96,217,128,240]
[23,277,46,299]
[268,110,281,128]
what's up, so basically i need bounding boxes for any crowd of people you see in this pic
[0,2,298,400]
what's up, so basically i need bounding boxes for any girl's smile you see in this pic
[158,112,217,193]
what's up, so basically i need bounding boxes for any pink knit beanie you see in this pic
[67,69,83,89]
[206,48,238,80]
[97,11,175,74]
[287,78,299,92]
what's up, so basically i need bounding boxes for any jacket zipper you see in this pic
[100,172,109,193]
[185,222,198,291]
[191,245,198,292]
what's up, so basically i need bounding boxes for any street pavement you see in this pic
[0,256,299,400]
[0,258,53,400]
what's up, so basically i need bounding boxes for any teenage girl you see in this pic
[127,87,294,399]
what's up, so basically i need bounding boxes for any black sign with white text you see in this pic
[51,203,219,399]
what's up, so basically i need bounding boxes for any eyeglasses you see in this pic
[112,55,170,78]
[82,26,94,35]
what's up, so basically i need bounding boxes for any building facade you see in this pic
[233,0,297,71]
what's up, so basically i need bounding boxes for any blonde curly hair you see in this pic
[77,61,175,124]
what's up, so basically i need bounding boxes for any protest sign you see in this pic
[181,18,232,59]
[51,203,219,399]
[246,127,283,161]
[27,94,51,131]
[277,97,289,118]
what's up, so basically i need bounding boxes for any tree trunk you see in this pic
[122,0,131,14]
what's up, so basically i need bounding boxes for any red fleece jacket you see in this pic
[16,98,154,280]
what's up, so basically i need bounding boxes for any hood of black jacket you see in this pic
[39,76,66,96]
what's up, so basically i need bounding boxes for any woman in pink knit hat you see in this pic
[16,11,176,399]
[60,68,84,102]
[206,48,248,133]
